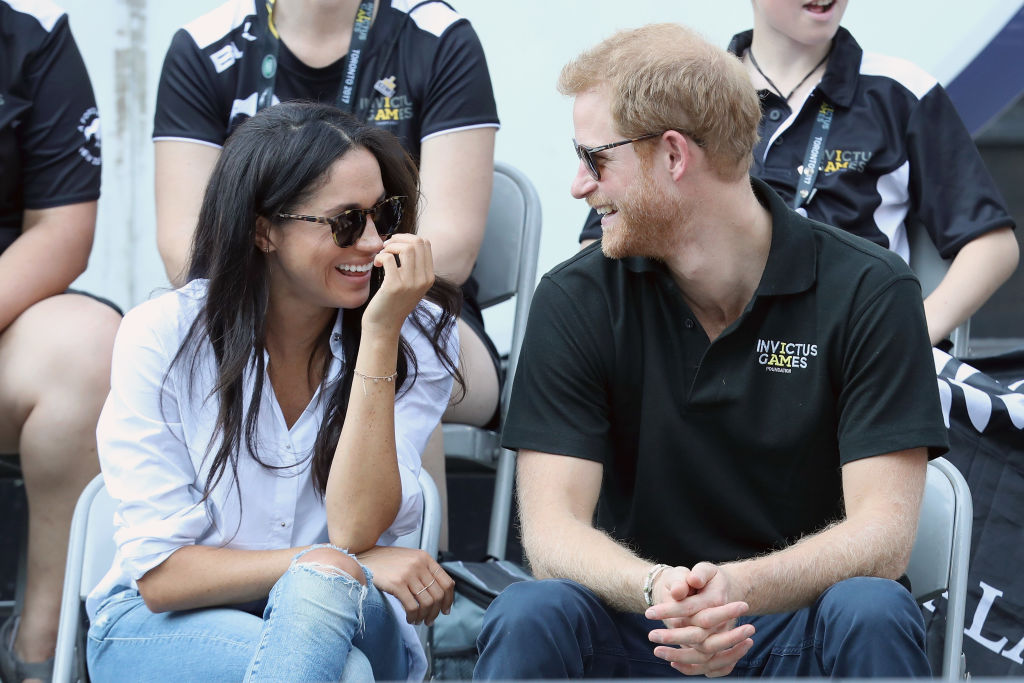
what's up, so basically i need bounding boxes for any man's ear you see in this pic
[254,216,274,254]
[662,130,693,182]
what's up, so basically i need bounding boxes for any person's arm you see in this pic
[0,203,95,333]
[154,140,221,286]
[903,82,1018,343]
[137,545,306,613]
[642,448,926,674]
[325,234,439,551]
[417,128,494,285]
[518,448,755,675]
[923,226,1018,345]
[517,449,653,612]
[5,12,100,330]
[648,447,927,620]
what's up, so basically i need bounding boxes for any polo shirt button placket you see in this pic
[684,318,695,330]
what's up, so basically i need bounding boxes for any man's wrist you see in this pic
[643,563,671,608]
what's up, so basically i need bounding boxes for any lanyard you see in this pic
[256,0,377,114]
[793,99,834,210]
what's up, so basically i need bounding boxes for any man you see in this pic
[474,23,948,679]
[0,2,121,681]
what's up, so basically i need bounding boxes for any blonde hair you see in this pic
[558,23,761,180]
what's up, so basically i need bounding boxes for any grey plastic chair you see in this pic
[442,161,542,560]
[53,469,443,682]
[906,456,973,680]
[908,221,969,357]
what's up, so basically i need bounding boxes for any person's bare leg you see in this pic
[421,318,500,552]
[0,294,119,680]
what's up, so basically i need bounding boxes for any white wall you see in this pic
[61,0,1023,339]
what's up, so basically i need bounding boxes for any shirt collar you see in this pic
[749,176,817,296]
[727,26,863,109]
[621,177,817,297]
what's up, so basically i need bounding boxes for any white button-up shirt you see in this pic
[87,280,456,679]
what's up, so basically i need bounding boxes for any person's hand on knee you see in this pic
[357,546,454,625]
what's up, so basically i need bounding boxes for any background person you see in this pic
[153,0,501,545]
[476,23,948,679]
[86,102,457,681]
[578,0,1018,348]
[0,2,121,681]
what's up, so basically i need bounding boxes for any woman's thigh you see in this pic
[87,590,262,683]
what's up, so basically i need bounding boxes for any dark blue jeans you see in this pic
[474,577,930,679]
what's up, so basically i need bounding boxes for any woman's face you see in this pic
[753,0,848,49]
[265,146,390,314]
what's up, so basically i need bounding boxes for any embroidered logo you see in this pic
[374,76,396,98]
[821,149,873,174]
[77,107,101,166]
[755,338,817,374]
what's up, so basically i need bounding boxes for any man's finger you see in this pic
[647,597,747,622]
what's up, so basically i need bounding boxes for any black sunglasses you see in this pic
[573,130,705,181]
[277,195,405,248]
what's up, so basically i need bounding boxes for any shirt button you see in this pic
[768,109,782,121]
[684,318,695,329]
[280,522,287,528]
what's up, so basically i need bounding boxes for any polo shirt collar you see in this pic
[620,177,816,297]
[727,26,863,109]
[750,177,817,296]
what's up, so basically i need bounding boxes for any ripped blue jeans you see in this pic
[87,545,409,682]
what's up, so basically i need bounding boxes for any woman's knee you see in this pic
[294,547,367,586]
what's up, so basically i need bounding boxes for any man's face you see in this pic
[570,89,682,259]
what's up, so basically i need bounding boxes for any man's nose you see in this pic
[570,161,597,199]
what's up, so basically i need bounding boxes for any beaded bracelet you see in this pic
[643,563,671,608]
[353,369,398,396]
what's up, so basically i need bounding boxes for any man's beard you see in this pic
[598,171,684,260]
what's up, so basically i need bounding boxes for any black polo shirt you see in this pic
[580,28,1014,259]
[1,1,100,253]
[506,178,948,569]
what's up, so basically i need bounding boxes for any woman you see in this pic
[154,0,502,544]
[86,102,458,681]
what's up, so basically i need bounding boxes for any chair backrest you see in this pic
[905,456,973,680]
[469,161,542,419]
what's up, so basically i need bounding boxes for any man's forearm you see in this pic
[523,515,656,613]
[727,509,914,615]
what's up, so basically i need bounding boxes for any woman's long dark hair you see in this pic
[170,101,463,502]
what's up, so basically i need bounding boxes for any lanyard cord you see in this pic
[256,0,376,114]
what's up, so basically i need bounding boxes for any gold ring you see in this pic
[415,578,436,596]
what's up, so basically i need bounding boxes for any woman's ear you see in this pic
[255,216,274,254]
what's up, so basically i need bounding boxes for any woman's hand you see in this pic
[362,234,435,337]
[357,545,455,625]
